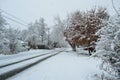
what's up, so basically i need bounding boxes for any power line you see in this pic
[0,9,28,27]
[0,9,28,25]
[2,14,28,27]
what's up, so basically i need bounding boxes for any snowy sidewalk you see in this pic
[7,49,100,80]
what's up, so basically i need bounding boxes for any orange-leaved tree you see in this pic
[64,7,109,51]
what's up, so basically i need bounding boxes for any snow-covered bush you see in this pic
[95,15,120,80]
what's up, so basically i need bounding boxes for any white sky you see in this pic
[0,0,120,30]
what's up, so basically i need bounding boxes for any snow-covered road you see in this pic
[7,48,101,80]
[0,49,57,66]
[0,48,65,80]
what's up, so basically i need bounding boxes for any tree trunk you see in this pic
[67,39,76,51]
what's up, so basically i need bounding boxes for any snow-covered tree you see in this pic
[0,12,6,40]
[19,29,28,41]
[51,16,67,47]
[95,15,120,80]
[0,12,7,54]
[0,12,6,30]
[36,18,47,45]
[0,12,27,54]
[25,18,48,49]
[64,7,109,51]
[5,28,21,54]
[25,23,38,49]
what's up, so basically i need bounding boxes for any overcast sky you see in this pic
[0,0,120,30]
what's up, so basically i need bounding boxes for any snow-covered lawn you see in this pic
[6,48,101,80]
